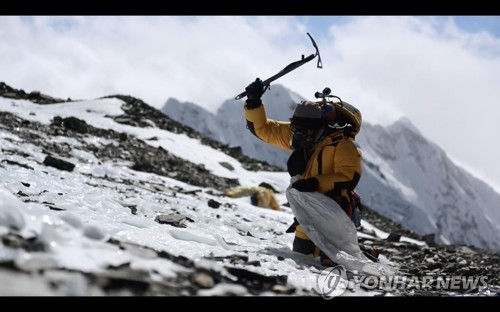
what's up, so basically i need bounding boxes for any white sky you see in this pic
[0,97,404,295]
[1,16,499,191]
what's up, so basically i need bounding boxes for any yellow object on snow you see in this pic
[225,186,282,211]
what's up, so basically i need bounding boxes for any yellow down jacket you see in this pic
[244,103,362,241]
[244,103,362,193]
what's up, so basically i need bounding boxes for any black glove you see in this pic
[245,78,264,108]
[291,178,319,192]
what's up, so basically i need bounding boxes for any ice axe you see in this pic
[234,33,323,100]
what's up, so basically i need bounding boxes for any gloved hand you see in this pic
[245,78,264,100]
[291,177,319,192]
[245,78,264,108]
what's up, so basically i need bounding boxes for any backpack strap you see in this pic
[317,132,344,175]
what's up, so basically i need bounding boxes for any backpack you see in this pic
[314,89,364,226]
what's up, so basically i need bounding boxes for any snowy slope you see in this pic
[0,97,309,295]
[1,96,379,296]
[2,90,500,296]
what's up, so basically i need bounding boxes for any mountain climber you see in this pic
[225,182,282,211]
[242,78,363,266]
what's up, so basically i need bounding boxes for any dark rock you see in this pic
[29,90,41,98]
[405,243,423,251]
[1,159,34,170]
[227,146,242,157]
[386,232,402,242]
[122,204,137,215]
[0,82,64,104]
[47,205,66,211]
[155,214,194,228]
[21,182,30,187]
[443,263,459,273]
[131,160,154,173]
[119,132,128,141]
[207,199,221,208]
[225,267,287,291]
[423,234,436,246]
[219,162,234,171]
[16,191,29,197]
[60,117,89,134]
[425,261,443,270]
[1,232,45,252]
[43,155,75,172]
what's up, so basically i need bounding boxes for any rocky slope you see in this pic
[1,82,499,296]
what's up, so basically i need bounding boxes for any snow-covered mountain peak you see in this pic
[388,116,422,136]
[357,120,500,253]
